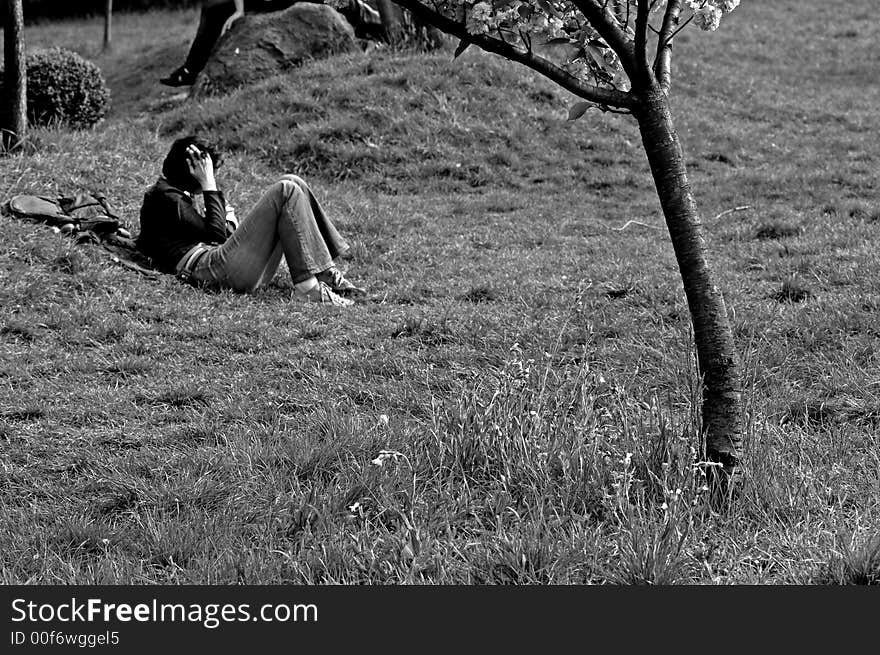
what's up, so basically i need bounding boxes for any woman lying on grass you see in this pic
[137,135,364,306]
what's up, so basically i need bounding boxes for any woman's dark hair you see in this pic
[161,135,223,191]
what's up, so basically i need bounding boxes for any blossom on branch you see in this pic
[693,5,722,31]
[398,0,744,100]
[465,1,493,35]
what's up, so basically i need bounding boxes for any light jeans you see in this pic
[190,174,349,292]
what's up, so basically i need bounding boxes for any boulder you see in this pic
[191,3,358,98]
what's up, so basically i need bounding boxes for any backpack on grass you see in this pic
[2,191,158,278]
[6,191,122,235]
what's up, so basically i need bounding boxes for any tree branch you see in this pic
[633,0,653,88]
[654,0,682,93]
[390,0,637,110]
[569,0,637,73]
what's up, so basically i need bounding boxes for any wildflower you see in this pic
[371,450,403,467]
[378,414,389,426]
[717,0,740,12]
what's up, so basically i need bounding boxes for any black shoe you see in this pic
[160,66,196,87]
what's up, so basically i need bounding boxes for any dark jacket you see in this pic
[137,177,229,274]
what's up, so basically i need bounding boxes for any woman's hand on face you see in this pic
[186,144,218,192]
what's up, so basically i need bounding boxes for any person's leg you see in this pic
[254,242,285,288]
[190,213,282,293]
[182,1,238,76]
[270,177,338,282]
[337,0,383,39]
[191,177,349,296]
[276,175,366,296]
[278,174,350,260]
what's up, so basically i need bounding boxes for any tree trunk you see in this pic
[103,0,113,52]
[2,0,27,152]
[633,85,743,491]
[376,0,405,45]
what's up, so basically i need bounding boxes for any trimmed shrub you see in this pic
[25,48,111,129]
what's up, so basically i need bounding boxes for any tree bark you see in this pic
[103,0,113,52]
[633,85,743,488]
[2,0,27,152]
[376,0,405,45]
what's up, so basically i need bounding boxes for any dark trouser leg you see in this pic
[183,1,237,75]
[337,0,383,39]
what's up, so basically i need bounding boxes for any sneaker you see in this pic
[316,267,366,297]
[160,66,196,87]
[295,281,354,306]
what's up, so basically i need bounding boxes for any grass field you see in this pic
[0,1,878,584]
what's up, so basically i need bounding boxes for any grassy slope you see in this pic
[0,3,878,584]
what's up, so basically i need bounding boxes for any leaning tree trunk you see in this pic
[2,0,27,152]
[634,85,743,492]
